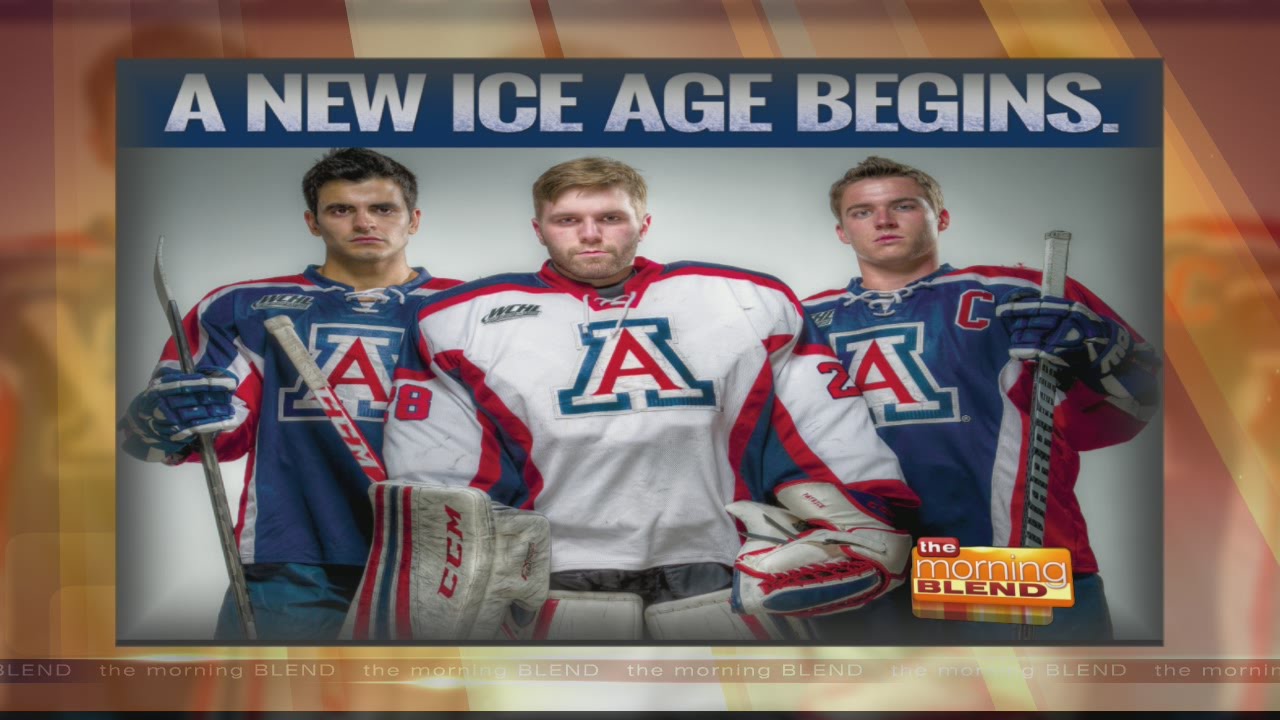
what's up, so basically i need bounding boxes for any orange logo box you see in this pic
[910,546,1075,609]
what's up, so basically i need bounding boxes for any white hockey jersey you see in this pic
[383,258,912,573]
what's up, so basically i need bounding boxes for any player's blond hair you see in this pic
[829,156,944,219]
[532,157,648,219]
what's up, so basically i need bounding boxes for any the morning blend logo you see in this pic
[909,537,1074,625]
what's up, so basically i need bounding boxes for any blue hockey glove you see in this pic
[995,289,1143,398]
[120,369,241,462]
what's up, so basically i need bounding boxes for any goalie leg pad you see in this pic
[645,589,814,642]
[500,590,645,641]
[342,484,550,641]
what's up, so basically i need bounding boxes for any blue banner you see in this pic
[118,59,1160,149]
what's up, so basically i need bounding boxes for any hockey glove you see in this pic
[120,369,241,462]
[995,289,1152,396]
[727,481,911,617]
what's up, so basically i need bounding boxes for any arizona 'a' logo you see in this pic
[828,323,959,426]
[557,318,718,416]
[280,323,404,422]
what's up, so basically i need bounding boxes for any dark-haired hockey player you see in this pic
[119,148,460,641]
[350,157,920,642]
[803,156,1161,643]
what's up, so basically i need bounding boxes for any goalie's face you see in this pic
[533,186,651,287]
[305,178,421,271]
[835,176,949,289]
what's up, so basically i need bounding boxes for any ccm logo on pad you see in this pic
[437,505,464,598]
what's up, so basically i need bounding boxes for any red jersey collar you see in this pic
[536,256,665,302]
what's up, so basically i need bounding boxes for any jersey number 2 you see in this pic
[818,361,863,399]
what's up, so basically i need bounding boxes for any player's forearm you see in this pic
[1089,339,1161,416]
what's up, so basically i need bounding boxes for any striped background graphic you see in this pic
[1,0,1277,712]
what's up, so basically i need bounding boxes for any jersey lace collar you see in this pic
[845,263,956,296]
[843,264,953,317]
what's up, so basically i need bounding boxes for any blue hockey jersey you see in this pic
[803,264,1158,574]
[136,265,460,567]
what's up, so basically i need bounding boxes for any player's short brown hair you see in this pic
[829,156,944,219]
[532,157,648,219]
[302,148,419,215]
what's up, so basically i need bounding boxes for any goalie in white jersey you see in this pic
[358,157,919,641]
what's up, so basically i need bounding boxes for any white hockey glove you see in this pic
[120,369,244,462]
[728,481,911,617]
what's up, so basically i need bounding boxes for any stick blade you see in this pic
[153,235,175,309]
[153,235,198,373]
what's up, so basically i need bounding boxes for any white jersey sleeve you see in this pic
[727,277,916,522]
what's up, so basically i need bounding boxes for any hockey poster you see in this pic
[113,59,1163,646]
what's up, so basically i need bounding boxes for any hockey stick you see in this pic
[1020,230,1072,549]
[153,236,257,640]
[263,315,388,482]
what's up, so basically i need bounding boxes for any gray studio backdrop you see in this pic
[116,147,1163,642]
